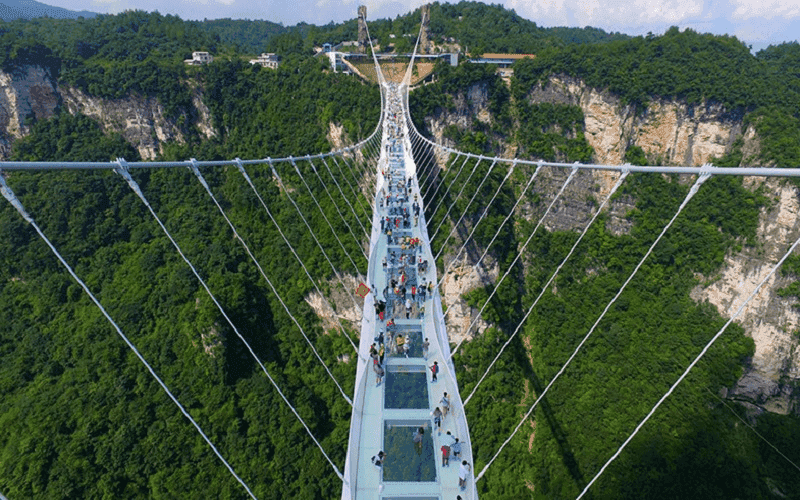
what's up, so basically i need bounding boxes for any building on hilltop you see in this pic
[468,53,535,77]
[249,53,280,69]
[184,51,213,66]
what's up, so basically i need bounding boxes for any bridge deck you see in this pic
[342,82,477,500]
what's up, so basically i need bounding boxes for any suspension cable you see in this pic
[410,127,436,184]
[189,160,354,405]
[402,7,425,87]
[413,137,437,186]
[441,162,541,293]
[463,170,630,405]
[476,171,711,482]
[420,146,448,200]
[0,172,260,500]
[435,160,516,264]
[426,153,467,207]
[452,166,579,354]
[576,216,800,498]
[353,143,375,182]
[340,152,376,220]
[307,157,368,257]
[425,153,466,206]
[114,161,346,480]
[234,160,358,352]
[288,158,363,275]
[269,162,363,313]
[430,158,496,243]
[705,388,800,474]
[331,155,373,227]
[342,152,376,224]
[416,129,444,190]
[433,154,474,214]
[322,156,370,237]
[418,147,443,196]
[415,150,437,198]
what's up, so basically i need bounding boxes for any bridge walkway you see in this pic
[342,82,477,500]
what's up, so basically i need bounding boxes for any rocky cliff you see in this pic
[424,82,512,164]
[692,178,800,415]
[527,75,757,167]
[4,64,797,413]
[0,65,213,160]
[0,65,60,158]
[423,75,799,414]
[527,77,798,414]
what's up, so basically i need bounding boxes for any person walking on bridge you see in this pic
[459,461,472,491]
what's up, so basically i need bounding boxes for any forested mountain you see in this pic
[1,3,800,500]
[0,10,377,500]
[512,28,800,169]
[0,0,95,21]
[196,18,288,53]
[407,25,800,499]
[200,1,630,57]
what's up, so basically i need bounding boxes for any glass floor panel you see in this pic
[385,365,428,409]
[383,421,436,482]
[386,328,424,358]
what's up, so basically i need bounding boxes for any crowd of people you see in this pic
[370,83,471,495]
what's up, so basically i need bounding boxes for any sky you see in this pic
[41,0,800,52]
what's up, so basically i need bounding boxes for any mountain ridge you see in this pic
[0,0,95,20]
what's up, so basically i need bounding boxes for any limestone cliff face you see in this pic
[425,74,798,415]
[190,81,216,142]
[525,76,798,414]
[0,65,60,158]
[0,66,215,160]
[527,75,755,167]
[60,86,186,160]
[691,178,800,415]
[424,83,515,167]
[439,261,494,344]
[423,83,512,340]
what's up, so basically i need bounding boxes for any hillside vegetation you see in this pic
[409,25,800,500]
[1,4,800,500]
[230,1,629,56]
[513,28,800,168]
[1,11,377,500]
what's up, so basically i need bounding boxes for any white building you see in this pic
[249,53,280,69]
[184,51,213,65]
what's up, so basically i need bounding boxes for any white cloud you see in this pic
[730,0,800,20]
[633,0,703,23]
[509,0,703,29]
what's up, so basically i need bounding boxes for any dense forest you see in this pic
[409,60,596,163]
[424,157,800,498]
[0,10,378,499]
[190,1,630,57]
[407,25,800,498]
[1,2,800,499]
[512,28,800,169]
